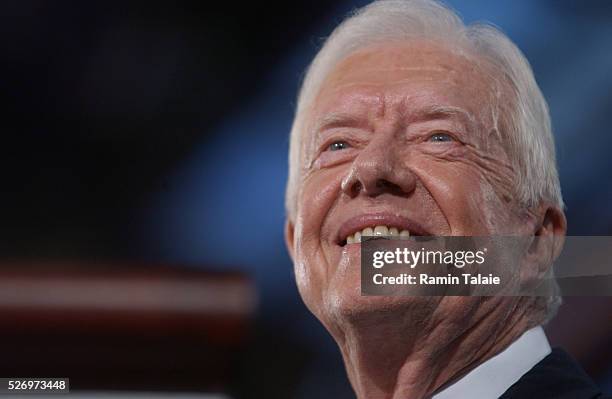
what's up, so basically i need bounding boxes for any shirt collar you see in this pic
[432,326,551,399]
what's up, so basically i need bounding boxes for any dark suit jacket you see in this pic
[500,348,610,399]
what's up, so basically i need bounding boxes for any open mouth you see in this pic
[335,214,432,247]
[339,226,434,246]
[342,225,411,245]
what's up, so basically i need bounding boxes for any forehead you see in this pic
[309,40,498,129]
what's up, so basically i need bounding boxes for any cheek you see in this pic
[413,151,516,234]
[296,168,344,245]
[293,168,345,309]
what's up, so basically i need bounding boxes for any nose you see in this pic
[340,139,416,199]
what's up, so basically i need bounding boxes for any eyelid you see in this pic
[318,133,356,152]
[327,140,352,152]
[425,130,461,143]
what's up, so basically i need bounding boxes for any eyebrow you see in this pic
[411,105,477,130]
[313,112,371,134]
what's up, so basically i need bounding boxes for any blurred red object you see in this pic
[0,263,257,393]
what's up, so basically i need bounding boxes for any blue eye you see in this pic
[328,141,350,151]
[428,132,454,142]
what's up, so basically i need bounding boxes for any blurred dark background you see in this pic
[1,1,611,398]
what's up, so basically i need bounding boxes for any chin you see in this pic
[323,282,429,327]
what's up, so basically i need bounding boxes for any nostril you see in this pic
[375,179,394,189]
[345,181,362,198]
[342,166,416,198]
[373,179,405,197]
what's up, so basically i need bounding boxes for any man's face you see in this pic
[287,41,533,329]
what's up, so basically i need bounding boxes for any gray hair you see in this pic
[285,0,563,321]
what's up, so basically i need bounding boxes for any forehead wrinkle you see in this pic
[376,94,480,136]
[312,91,384,132]
[324,75,454,93]
[313,112,370,135]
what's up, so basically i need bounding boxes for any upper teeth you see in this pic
[346,225,410,244]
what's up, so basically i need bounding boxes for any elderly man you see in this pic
[283,1,609,398]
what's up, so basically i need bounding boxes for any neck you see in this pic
[333,297,539,399]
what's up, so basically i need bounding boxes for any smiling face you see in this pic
[286,40,538,332]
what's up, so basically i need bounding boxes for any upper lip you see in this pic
[335,213,432,245]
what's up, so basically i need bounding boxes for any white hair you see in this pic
[285,0,563,321]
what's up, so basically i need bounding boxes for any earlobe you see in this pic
[285,219,296,262]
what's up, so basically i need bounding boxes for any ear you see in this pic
[525,203,567,278]
[285,219,296,262]
[534,204,567,261]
